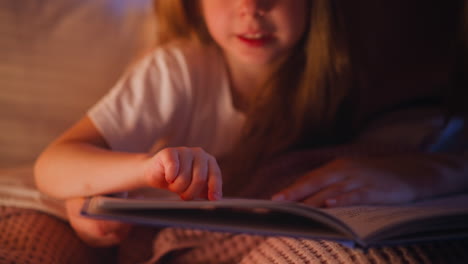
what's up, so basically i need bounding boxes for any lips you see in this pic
[237,32,273,47]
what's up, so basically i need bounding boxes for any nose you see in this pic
[238,0,269,17]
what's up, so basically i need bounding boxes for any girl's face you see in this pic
[200,0,308,67]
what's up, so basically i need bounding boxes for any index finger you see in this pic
[207,156,223,200]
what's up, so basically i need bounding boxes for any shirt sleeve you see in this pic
[87,48,193,153]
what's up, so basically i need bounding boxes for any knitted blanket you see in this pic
[2,207,467,264]
[117,143,468,264]
[1,113,466,263]
[142,229,468,264]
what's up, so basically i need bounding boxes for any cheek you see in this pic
[278,2,308,46]
[201,1,234,40]
[204,17,229,45]
[202,10,230,43]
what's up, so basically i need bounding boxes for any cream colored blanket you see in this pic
[142,228,468,264]
[0,166,66,219]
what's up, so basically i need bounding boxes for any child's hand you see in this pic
[144,147,223,201]
[272,157,425,207]
[66,198,132,247]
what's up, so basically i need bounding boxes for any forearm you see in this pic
[34,142,151,199]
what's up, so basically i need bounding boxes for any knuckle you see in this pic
[172,147,186,155]
[158,148,169,155]
[179,146,190,153]
[177,173,191,185]
[159,148,176,162]
[160,147,174,157]
[192,175,206,185]
[192,147,204,154]
[166,160,178,171]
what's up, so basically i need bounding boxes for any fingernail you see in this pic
[212,192,222,200]
[272,194,285,201]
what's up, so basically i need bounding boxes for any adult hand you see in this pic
[272,157,428,207]
[144,147,223,201]
[66,198,132,247]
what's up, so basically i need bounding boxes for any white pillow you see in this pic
[0,0,156,167]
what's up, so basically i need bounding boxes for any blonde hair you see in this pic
[152,0,353,194]
[153,0,210,45]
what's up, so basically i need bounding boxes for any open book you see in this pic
[81,190,468,248]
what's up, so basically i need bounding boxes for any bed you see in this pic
[1,0,466,263]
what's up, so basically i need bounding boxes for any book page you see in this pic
[83,190,468,247]
[323,194,468,240]
[93,193,347,233]
[82,195,353,244]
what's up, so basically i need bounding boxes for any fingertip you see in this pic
[208,191,222,201]
[207,164,223,201]
[179,193,189,201]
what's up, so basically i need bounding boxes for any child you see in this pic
[35,0,468,249]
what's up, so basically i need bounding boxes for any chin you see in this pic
[238,53,280,67]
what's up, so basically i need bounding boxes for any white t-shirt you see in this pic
[88,44,245,158]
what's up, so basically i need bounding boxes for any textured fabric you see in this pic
[2,144,467,264]
[240,237,468,264]
[149,229,264,264]
[88,44,245,157]
[123,144,468,264]
[0,0,156,167]
[0,166,66,219]
[0,206,114,264]
[2,209,466,264]
[125,228,468,264]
